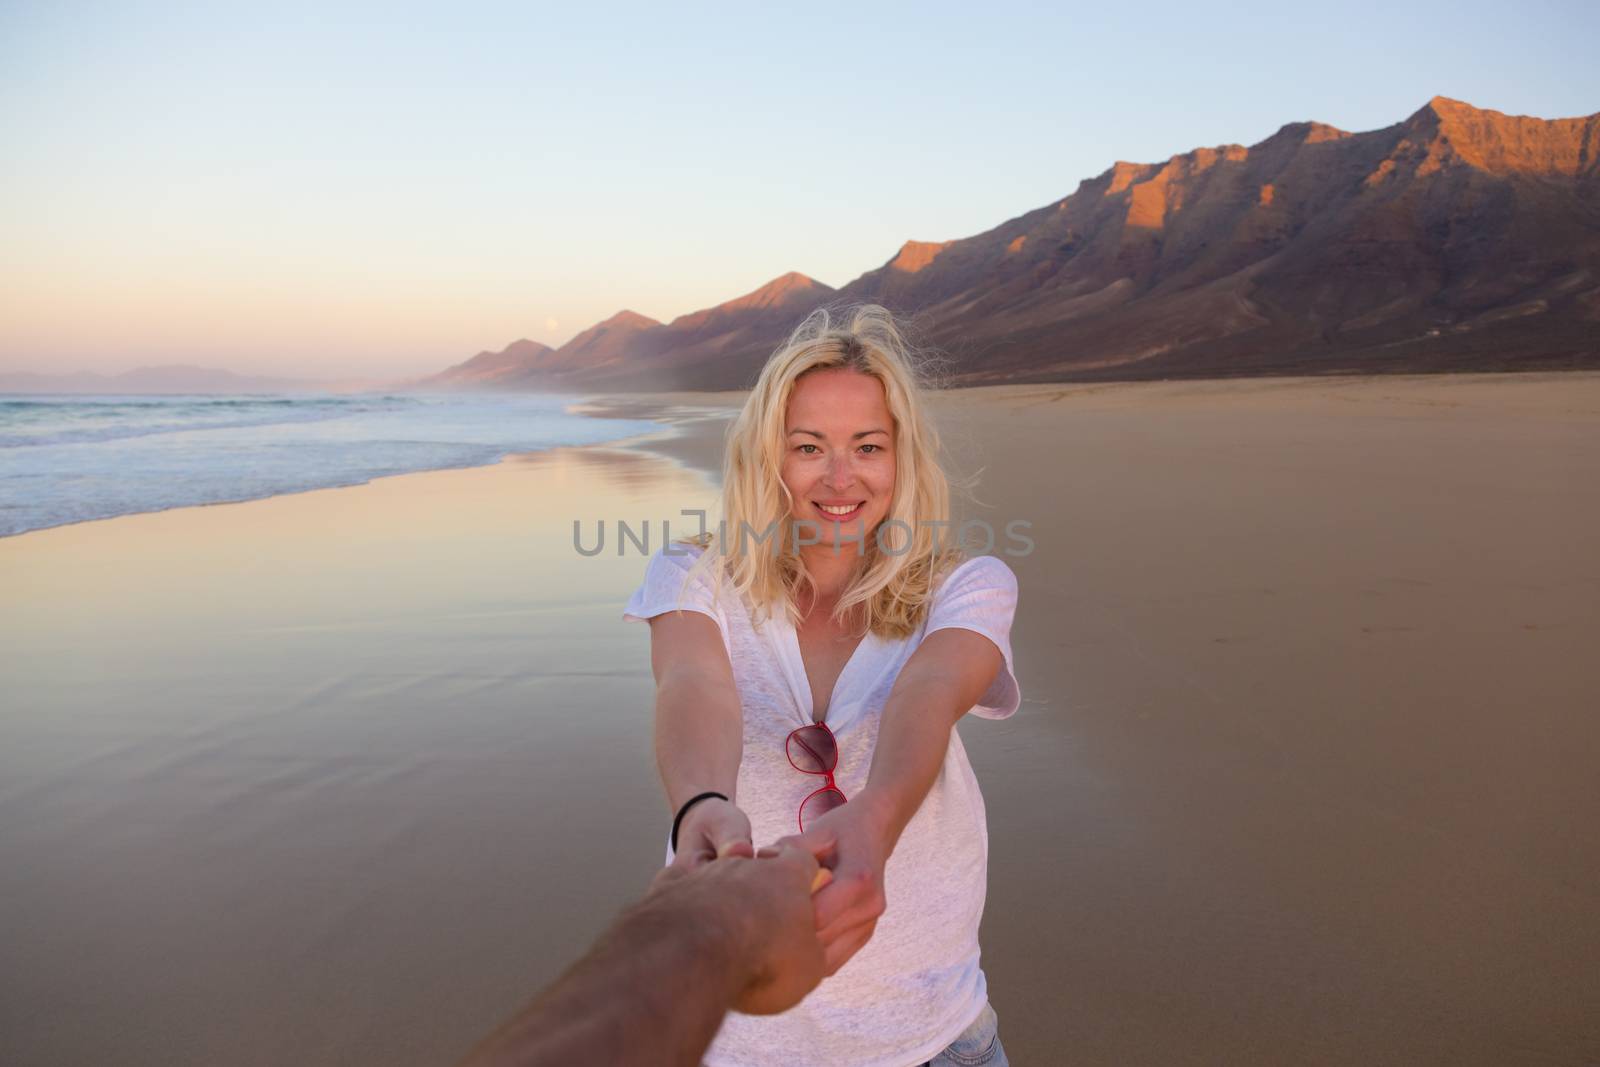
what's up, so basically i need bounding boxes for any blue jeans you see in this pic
[922,1000,1008,1066]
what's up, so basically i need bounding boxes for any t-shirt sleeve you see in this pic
[622,543,728,641]
[925,555,1022,720]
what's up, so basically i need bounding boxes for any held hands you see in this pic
[672,797,754,868]
[646,840,826,1014]
[732,843,828,1013]
[671,793,895,985]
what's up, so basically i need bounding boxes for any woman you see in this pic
[623,304,1019,1067]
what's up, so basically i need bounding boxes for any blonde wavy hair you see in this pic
[675,303,971,640]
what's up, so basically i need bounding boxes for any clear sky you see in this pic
[2,0,1595,380]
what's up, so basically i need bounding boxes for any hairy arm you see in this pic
[456,846,825,1067]
[458,882,742,1067]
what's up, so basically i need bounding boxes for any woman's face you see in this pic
[780,368,896,551]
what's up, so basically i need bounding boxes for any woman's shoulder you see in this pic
[639,538,717,578]
[647,538,708,563]
[932,554,1018,597]
[624,540,742,633]
[920,554,1020,635]
[633,539,726,600]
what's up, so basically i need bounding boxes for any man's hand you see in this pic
[726,843,828,1013]
[456,842,826,1067]
[781,795,894,976]
[671,797,754,868]
[646,841,826,1014]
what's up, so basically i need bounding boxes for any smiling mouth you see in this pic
[813,501,865,521]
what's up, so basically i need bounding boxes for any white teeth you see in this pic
[818,503,860,515]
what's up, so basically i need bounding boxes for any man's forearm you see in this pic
[458,892,742,1067]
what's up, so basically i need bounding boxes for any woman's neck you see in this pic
[797,545,865,604]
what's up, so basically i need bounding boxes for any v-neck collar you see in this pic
[773,611,877,732]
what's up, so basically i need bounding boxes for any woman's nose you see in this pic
[824,454,854,486]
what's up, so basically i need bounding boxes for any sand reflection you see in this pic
[0,437,721,1067]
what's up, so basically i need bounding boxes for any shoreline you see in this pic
[0,396,735,543]
[6,370,1596,544]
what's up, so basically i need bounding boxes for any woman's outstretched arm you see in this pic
[791,626,1004,973]
[648,609,753,865]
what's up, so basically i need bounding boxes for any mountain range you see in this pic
[415,96,1600,393]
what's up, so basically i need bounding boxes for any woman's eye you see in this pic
[795,442,882,455]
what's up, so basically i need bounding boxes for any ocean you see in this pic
[0,392,659,537]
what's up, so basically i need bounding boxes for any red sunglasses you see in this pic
[785,722,848,832]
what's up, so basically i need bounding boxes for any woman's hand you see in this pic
[672,797,754,869]
[782,793,895,975]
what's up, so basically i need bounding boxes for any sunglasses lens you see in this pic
[800,787,847,830]
[786,725,838,774]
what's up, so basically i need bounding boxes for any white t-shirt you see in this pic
[623,544,1022,1067]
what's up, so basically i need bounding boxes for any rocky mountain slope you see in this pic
[419,96,1600,392]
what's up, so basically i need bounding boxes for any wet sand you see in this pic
[2,373,1599,1065]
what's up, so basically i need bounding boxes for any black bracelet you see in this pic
[670,791,729,852]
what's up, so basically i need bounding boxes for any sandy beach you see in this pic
[3,372,1599,1065]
